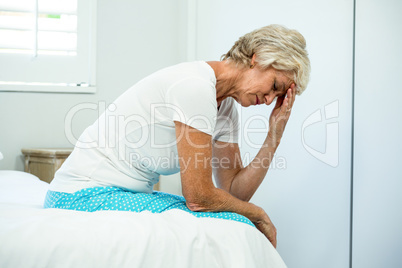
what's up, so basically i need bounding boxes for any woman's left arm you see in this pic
[213,137,279,202]
[214,85,296,201]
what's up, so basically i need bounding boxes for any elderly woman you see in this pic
[45,24,310,248]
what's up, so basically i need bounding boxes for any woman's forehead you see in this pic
[273,69,294,85]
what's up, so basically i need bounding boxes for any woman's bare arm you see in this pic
[174,121,277,247]
[212,138,279,202]
[214,85,296,201]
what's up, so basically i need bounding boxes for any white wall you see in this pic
[194,0,402,267]
[195,1,353,267]
[0,0,184,170]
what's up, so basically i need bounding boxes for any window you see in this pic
[0,0,96,93]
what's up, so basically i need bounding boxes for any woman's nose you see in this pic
[264,95,274,105]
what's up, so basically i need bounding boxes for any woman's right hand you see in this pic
[267,84,296,145]
[254,208,277,248]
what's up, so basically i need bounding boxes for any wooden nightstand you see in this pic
[21,148,73,183]
[21,148,161,190]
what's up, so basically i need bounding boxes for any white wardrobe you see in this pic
[190,0,402,267]
[353,0,402,267]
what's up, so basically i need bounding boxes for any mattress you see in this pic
[0,170,287,268]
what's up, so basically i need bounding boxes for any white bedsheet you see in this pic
[0,171,287,268]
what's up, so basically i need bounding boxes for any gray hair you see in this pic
[221,24,311,95]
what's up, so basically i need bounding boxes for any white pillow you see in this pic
[0,170,49,207]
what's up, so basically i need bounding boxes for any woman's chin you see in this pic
[234,99,252,107]
[239,103,251,108]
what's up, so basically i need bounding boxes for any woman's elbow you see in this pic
[184,191,215,212]
[186,201,207,212]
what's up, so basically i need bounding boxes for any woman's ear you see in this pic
[251,54,257,66]
[249,54,257,69]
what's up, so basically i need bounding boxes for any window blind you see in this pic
[0,0,77,55]
[0,0,96,92]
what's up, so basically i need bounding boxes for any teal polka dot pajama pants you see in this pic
[44,187,254,227]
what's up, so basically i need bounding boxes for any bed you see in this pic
[0,170,287,268]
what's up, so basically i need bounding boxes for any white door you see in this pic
[353,0,402,267]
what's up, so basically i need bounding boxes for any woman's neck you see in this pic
[206,60,243,106]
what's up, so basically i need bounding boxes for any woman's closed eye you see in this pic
[273,82,277,92]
